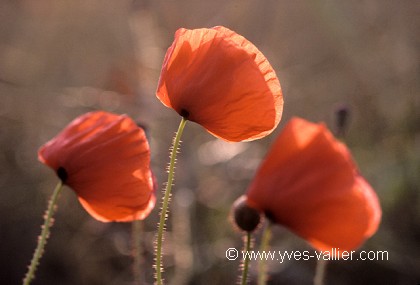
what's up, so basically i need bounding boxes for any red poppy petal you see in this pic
[305,176,381,251]
[78,189,156,222]
[156,26,283,142]
[247,117,381,251]
[38,111,156,222]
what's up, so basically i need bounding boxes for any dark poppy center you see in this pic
[180,108,190,119]
[57,167,68,183]
[264,210,276,223]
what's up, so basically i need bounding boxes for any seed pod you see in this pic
[231,195,262,232]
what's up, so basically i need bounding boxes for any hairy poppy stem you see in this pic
[240,231,252,285]
[258,222,272,285]
[314,259,328,285]
[23,180,63,285]
[155,117,187,285]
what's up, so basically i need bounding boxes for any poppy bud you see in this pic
[334,104,351,137]
[232,195,262,232]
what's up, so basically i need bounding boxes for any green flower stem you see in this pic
[132,220,143,284]
[23,180,63,285]
[155,117,187,285]
[258,222,272,285]
[314,259,328,285]
[241,231,252,285]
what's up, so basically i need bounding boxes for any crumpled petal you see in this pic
[246,117,381,251]
[38,111,156,222]
[157,26,283,142]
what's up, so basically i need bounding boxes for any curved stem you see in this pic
[23,180,63,285]
[155,117,187,285]
[314,259,328,285]
[258,222,272,285]
[241,231,252,285]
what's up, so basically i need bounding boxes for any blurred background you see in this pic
[1,0,419,284]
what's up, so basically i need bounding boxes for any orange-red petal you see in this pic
[156,26,283,142]
[38,111,156,222]
[246,117,381,251]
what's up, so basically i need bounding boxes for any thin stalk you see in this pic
[132,220,143,284]
[23,180,63,285]
[314,259,328,285]
[155,117,187,285]
[241,231,252,285]
[258,222,272,285]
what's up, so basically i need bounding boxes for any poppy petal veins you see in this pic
[38,111,156,222]
[156,26,283,142]
[246,117,381,251]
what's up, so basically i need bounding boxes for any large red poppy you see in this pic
[156,26,283,142]
[246,117,381,251]
[38,111,156,222]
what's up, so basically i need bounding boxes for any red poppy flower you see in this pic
[156,26,283,142]
[246,117,381,251]
[38,111,156,222]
